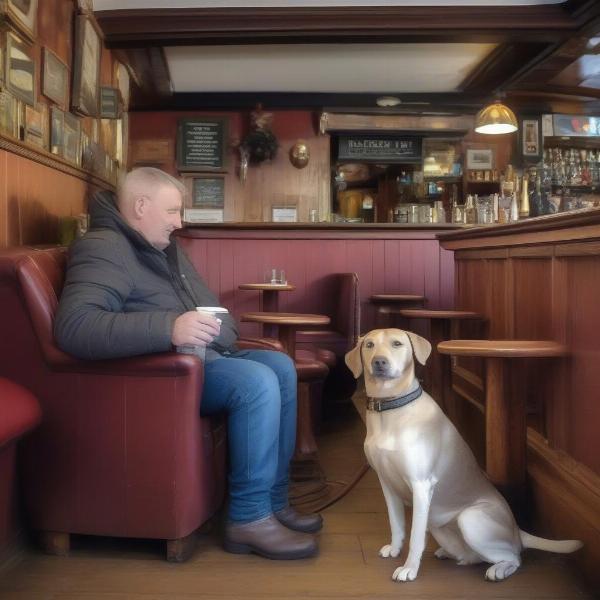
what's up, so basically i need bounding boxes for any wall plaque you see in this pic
[177,117,227,172]
[192,176,225,208]
[337,135,422,163]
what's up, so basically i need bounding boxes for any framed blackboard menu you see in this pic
[338,135,422,163]
[192,176,225,209]
[177,117,228,172]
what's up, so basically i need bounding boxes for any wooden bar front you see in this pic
[438,209,600,590]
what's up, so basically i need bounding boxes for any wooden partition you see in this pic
[440,210,600,590]
[178,224,456,338]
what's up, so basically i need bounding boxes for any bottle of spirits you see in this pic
[464,194,477,224]
[510,192,519,222]
[519,175,530,219]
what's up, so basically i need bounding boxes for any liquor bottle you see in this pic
[492,192,499,222]
[464,194,477,224]
[510,192,519,222]
[519,175,530,219]
[529,170,543,217]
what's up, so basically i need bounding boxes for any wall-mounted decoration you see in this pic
[130,138,172,166]
[80,129,93,170]
[184,208,224,223]
[50,106,64,156]
[115,61,130,112]
[241,105,278,164]
[466,148,493,170]
[100,118,115,157]
[6,31,35,106]
[0,0,38,41]
[520,117,542,162]
[63,111,81,166]
[24,102,46,149]
[338,135,421,163]
[191,176,225,209]
[100,86,121,119]
[552,114,600,137]
[42,48,68,108]
[177,117,228,172]
[272,205,297,223]
[71,15,101,117]
[0,89,17,137]
[289,140,310,169]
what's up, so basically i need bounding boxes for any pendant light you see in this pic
[474,100,518,135]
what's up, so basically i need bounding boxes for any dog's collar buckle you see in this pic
[367,385,423,412]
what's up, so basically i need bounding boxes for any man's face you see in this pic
[138,184,182,250]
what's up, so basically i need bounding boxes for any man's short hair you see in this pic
[118,167,186,205]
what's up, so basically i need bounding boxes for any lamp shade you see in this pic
[474,101,518,135]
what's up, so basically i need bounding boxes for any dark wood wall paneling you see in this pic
[440,212,600,591]
[0,0,119,248]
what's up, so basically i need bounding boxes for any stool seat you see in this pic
[400,309,483,320]
[438,339,567,358]
[371,294,425,303]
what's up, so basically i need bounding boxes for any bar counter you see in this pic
[436,206,600,583]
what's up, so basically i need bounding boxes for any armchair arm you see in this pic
[48,350,201,377]
[238,337,284,352]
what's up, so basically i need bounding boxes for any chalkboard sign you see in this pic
[338,135,422,163]
[192,177,225,209]
[177,117,228,172]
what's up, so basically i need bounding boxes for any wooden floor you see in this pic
[0,404,592,600]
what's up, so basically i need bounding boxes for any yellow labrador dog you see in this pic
[345,328,582,582]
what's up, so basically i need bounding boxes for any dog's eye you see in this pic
[365,341,374,348]
[392,341,403,348]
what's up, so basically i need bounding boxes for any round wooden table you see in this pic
[240,311,330,357]
[370,294,425,329]
[238,283,297,337]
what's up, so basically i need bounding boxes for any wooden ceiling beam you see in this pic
[95,6,581,48]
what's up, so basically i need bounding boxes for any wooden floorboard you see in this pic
[0,400,592,600]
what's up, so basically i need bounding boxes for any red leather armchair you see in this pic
[0,247,227,561]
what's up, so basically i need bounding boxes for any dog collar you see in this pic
[366,384,423,412]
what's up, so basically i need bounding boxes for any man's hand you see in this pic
[171,311,221,347]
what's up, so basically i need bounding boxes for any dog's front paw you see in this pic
[392,563,419,582]
[379,543,401,558]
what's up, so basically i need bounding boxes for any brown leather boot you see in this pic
[275,506,323,533]
[224,514,318,560]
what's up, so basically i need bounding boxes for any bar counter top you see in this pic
[438,207,600,249]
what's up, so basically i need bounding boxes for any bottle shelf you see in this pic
[550,183,600,191]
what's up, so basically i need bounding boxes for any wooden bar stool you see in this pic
[399,309,483,417]
[370,294,425,329]
[438,339,567,515]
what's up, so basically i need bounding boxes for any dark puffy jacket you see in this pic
[54,191,238,360]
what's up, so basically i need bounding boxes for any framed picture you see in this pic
[50,106,64,156]
[520,117,542,161]
[63,111,81,166]
[466,148,493,170]
[115,61,130,112]
[0,0,38,41]
[176,117,228,172]
[100,118,115,157]
[272,205,298,223]
[552,114,600,137]
[0,89,17,137]
[5,31,35,106]
[42,48,68,108]
[188,176,225,209]
[184,208,224,223]
[71,14,101,116]
[80,129,92,169]
[24,102,47,149]
[100,86,121,119]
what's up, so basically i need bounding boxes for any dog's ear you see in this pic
[406,331,432,366]
[345,337,365,378]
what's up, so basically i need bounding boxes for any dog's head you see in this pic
[345,329,431,397]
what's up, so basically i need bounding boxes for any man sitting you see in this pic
[55,167,322,559]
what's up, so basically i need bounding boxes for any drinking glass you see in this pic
[265,269,286,285]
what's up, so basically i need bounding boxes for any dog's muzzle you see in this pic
[371,355,396,378]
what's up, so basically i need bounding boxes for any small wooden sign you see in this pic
[177,117,227,172]
[338,135,422,163]
[130,139,173,164]
[192,176,225,209]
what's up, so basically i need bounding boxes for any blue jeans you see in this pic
[201,349,297,523]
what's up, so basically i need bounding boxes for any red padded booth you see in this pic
[0,378,41,559]
[0,247,227,560]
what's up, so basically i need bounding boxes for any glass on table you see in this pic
[265,269,287,285]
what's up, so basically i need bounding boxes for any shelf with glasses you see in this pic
[550,183,600,191]
[423,176,462,182]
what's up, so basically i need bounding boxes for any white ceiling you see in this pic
[94,1,565,9]
[166,43,497,93]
